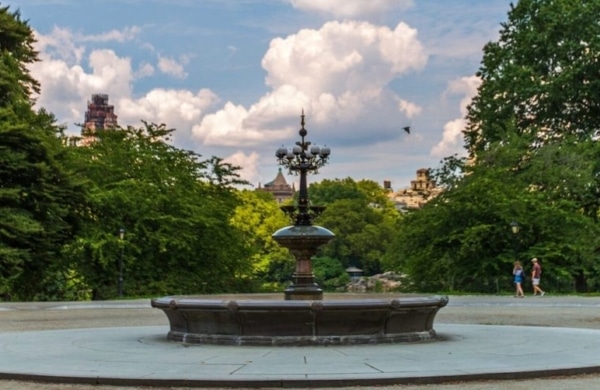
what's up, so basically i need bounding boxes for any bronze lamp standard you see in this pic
[510,221,519,261]
[273,112,334,300]
[275,112,330,225]
[118,227,125,298]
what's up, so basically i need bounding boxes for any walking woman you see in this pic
[513,261,525,298]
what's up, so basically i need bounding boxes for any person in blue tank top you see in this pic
[513,261,525,298]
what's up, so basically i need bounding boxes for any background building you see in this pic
[65,94,119,147]
[83,94,118,134]
[387,168,442,210]
[257,168,294,203]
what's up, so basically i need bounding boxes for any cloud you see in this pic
[29,47,134,129]
[157,55,188,79]
[430,75,481,157]
[288,0,413,19]
[33,27,86,65]
[134,62,155,79]
[194,20,427,147]
[80,26,141,42]
[396,98,421,118]
[27,18,429,187]
[120,89,219,135]
[223,151,261,185]
[28,28,216,142]
[33,26,140,64]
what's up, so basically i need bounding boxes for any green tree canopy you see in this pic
[391,138,599,293]
[0,5,86,299]
[230,190,292,289]
[62,123,252,299]
[395,0,600,293]
[308,178,400,275]
[465,0,600,154]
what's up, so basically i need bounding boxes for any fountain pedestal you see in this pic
[272,225,334,300]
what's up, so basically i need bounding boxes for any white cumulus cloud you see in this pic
[134,62,155,79]
[30,47,133,129]
[397,98,421,118]
[195,20,427,147]
[157,55,188,79]
[119,89,218,133]
[28,27,217,144]
[431,76,481,157]
[288,0,413,19]
[223,151,261,185]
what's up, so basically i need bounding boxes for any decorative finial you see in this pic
[299,110,307,138]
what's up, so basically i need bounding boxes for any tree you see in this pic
[457,0,600,291]
[309,177,393,209]
[312,256,349,291]
[229,190,292,290]
[62,123,253,298]
[0,5,40,105]
[0,6,86,300]
[465,0,600,155]
[390,138,600,293]
[309,178,400,275]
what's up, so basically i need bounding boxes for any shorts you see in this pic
[532,278,540,286]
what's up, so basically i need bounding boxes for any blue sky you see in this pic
[16,0,511,190]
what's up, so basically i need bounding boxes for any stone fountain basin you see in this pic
[151,294,449,346]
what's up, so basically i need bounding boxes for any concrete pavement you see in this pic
[1,295,600,387]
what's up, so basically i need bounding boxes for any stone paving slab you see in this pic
[1,322,600,387]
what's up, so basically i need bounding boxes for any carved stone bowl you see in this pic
[151,294,449,346]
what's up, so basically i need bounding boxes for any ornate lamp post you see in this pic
[275,111,330,225]
[272,112,334,300]
[118,227,125,298]
[510,221,519,261]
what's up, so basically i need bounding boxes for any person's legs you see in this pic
[532,279,545,296]
[515,282,524,297]
[539,284,545,296]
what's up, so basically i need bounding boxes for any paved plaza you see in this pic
[1,295,600,389]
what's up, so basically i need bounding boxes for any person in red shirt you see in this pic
[531,258,545,297]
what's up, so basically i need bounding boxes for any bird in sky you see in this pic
[402,126,411,134]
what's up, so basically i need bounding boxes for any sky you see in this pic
[15,0,512,191]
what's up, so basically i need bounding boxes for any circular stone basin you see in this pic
[151,294,449,346]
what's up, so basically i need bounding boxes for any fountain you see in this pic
[273,111,333,301]
[151,112,448,346]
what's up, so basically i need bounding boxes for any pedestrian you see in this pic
[513,261,525,297]
[531,258,545,297]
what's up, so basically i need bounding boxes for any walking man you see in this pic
[531,258,545,297]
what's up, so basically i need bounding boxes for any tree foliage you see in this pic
[0,5,86,299]
[387,0,600,293]
[391,139,599,293]
[0,5,39,104]
[465,0,600,154]
[62,123,253,298]
[309,178,401,275]
[230,190,292,290]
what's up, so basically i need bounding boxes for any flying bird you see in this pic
[402,126,411,134]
